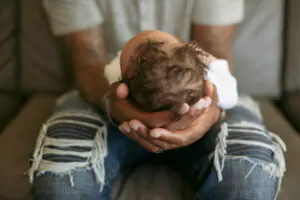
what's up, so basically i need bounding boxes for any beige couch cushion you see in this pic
[0,94,22,132]
[0,98,299,200]
[0,0,19,91]
[21,0,66,93]
[285,0,300,93]
[282,94,300,131]
[0,95,56,199]
[258,99,300,200]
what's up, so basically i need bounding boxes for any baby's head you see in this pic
[120,31,208,117]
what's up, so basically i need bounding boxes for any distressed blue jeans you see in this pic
[29,91,286,200]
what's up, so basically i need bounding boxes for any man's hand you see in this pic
[115,81,220,153]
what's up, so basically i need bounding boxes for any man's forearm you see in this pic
[192,24,235,72]
[61,25,109,106]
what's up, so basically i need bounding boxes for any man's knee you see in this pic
[28,105,109,191]
[205,120,286,200]
[198,159,278,200]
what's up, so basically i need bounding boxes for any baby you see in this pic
[104,30,238,130]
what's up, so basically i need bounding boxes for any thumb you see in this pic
[204,80,215,98]
[109,82,129,101]
[204,80,219,107]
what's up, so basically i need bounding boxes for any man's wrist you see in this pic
[219,108,226,120]
[102,93,120,127]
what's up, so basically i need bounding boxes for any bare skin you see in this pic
[192,25,236,73]
[63,25,109,107]
[117,80,219,151]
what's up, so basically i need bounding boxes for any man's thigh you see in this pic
[29,90,149,200]
[164,96,286,200]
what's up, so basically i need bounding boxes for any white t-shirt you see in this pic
[43,0,243,109]
[43,0,244,59]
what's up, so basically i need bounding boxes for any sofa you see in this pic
[0,0,300,199]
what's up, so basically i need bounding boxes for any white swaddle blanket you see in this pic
[104,52,238,110]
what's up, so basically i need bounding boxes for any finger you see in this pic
[155,104,221,147]
[120,122,161,152]
[164,96,212,132]
[178,103,190,115]
[144,111,174,128]
[129,131,162,153]
[149,128,186,146]
[189,98,207,115]
[119,121,132,137]
[190,96,212,116]
[109,82,129,101]
[171,103,190,116]
[137,127,176,150]
[128,120,176,150]
[164,98,207,131]
[204,80,215,98]
[179,98,207,123]
[150,108,218,146]
[208,86,218,108]
[150,125,202,146]
[176,107,220,139]
[203,80,218,107]
[116,83,129,99]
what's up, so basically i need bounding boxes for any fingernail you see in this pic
[121,124,131,133]
[204,98,212,108]
[131,124,141,131]
[119,127,126,134]
[195,99,206,110]
[150,131,161,138]
[178,103,189,114]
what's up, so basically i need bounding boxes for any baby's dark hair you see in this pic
[122,40,208,117]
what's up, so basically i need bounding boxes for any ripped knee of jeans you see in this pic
[212,121,286,200]
[26,112,108,192]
